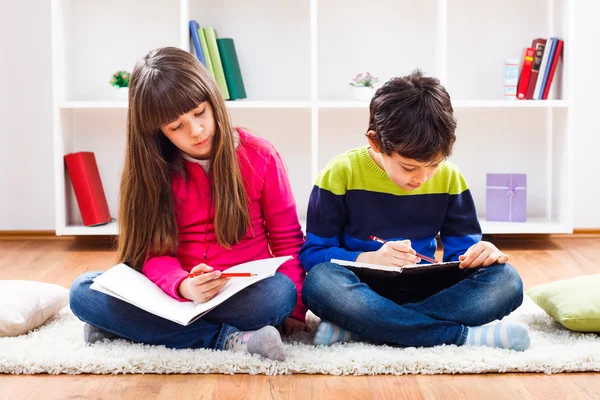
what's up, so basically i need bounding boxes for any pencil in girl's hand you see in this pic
[187,272,257,278]
[369,235,439,264]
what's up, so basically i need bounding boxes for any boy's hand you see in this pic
[357,240,421,267]
[459,241,509,269]
[178,263,230,303]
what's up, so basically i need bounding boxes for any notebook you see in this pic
[90,256,292,326]
[330,258,462,278]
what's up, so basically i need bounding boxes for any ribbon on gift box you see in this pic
[486,174,526,222]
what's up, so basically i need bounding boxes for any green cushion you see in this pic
[527,274,600,332]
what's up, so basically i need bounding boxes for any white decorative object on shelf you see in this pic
[351,86,375,101]
[349,72,378,101]
[109,70,130,100]
[504,58,519,100]
[114,87,128,100]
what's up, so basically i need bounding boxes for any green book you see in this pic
[217,38,247,100]
[197,27,215,78]
[202,27,230,100]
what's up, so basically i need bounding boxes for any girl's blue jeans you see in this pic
[70,272,297,349]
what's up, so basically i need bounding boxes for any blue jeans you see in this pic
[70,272,297,349]
[302,262,523,347]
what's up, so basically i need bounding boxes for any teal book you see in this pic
[217,38,247,100]
[203,27,230,100]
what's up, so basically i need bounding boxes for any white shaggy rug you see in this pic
[1,295,599,375]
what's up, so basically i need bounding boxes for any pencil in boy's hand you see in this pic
[369,235,439,264]
[187,272,257,278]
[413,253,439,264]
[370,235,386,244]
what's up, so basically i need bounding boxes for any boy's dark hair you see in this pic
[367,70,457,162]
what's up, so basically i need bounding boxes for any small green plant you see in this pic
[109,70,131,88]
[350,72,379,88]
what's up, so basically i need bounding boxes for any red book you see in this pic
[525,39,547,99]
[542,39,564,100]
[517,48,535,100]
[64,152,112,226]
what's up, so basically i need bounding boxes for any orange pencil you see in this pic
[369,235,439,264]
[187,272,257,278]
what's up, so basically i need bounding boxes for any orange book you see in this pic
[64,152,112,226]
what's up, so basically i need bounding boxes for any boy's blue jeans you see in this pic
[70,272,297,350]
[302,262,524,347]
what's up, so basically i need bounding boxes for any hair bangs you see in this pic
[138,71,208,135]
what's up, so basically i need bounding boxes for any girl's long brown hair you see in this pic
[117,46,249,270]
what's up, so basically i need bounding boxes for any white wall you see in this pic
[0,0,598,231]
[0,0,55,230]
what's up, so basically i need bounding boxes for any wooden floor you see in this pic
[1,235,600,399]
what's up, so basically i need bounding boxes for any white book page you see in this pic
[92,264,197,325]
[92,256,293,326]
[330,258,404,272]
[190,256,293,318]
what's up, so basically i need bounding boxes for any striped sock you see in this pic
[465,321,530,351]
[313,321,360,346]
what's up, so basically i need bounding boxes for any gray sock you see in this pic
[247,326,286,361]
[83,323,116,344]
[225,326,286,361]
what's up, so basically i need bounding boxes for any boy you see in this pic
[299,70,529,351]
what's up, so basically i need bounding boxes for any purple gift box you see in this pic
[486,173,527,222]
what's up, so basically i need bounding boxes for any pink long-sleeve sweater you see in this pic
[142,129,307,321]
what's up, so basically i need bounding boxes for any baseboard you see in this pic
[0,230,56,238]
[572,229,600,235]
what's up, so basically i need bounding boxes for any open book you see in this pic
[331,258,462,278]
[90,256,292,326]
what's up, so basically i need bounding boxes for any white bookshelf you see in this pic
[51,0,574,236]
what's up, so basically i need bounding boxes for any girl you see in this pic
[70,46,307,361]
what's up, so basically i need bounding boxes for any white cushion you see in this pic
[0,280,69,337]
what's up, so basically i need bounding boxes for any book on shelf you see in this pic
[217,38,247,100]
[517,47,535,100]
[90,256,293,326]
[203,26,230,100]
[198,25,215,78]
[514,36,565,101]
[189,20,206,66]
[533,37,552,100]
[525,38,546,100]
[542,38,564,100]
[64,152,112,227]
[538,38,557,99]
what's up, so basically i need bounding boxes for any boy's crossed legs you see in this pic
[303,262,529,351]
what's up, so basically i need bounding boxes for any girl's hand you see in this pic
[280,318,309,336]
[178,263,230,304]
[356,240,421,267]
[459,241,509,269]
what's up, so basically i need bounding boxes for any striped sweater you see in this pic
[299,147,482,271]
